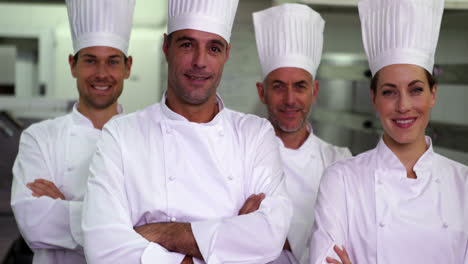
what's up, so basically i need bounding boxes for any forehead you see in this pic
[377,64,427,84]
[78,46,125,58]
[266,67,313,83]
[170,29,227,45]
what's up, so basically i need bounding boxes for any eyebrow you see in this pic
[272,80,286,85]
[408,80,424,86]
[272,80,308,85]
[80,54,97,58]
[175,36,195,43]
[80,54,122,59]
[210,39,226,49]
[175,36,227,49]
[380,79,424,89]
[295,80,308,86]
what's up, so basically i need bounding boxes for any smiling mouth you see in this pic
[185,74,210,81]
[92,85,111,91]
[393,118,417,128]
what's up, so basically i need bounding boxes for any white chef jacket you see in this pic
[82,94,293,264]
[11,104,123,264]
[272,125,351,264]
[309,136,468,264]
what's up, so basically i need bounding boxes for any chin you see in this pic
[386,131,420,146]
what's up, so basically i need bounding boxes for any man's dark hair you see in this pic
[73,51,129,64]
[370,68,436,93]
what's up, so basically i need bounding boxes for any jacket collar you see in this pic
[375,136,435,174]
[278,123,318,162]
[71,103,123,129]
[160,91,225,126]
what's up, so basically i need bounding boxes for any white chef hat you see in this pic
[253,3,325,80]
[167,0,239,43]
[66,0,136,56]
[358,0,444,76]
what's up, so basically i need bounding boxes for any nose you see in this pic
[95,62,109,79]
[192,47,207,69]
[284,86,295,106]
[396,93,411,113]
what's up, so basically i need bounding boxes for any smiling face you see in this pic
[257,67,318,134]
[163,29,230,106]
[69,46,132,111]
[372,64,437,148]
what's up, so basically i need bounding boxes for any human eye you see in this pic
[84,58,95,64]
[210,46,221,53]
[381,89,395,97]
[273,84,284,90]
[410,87,424,95]
[180,42,192,48]
[109,59,119,65]
[296,84,307,90]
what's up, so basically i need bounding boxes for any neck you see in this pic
[165,89,219,123]
[276,123,310,149]
[77,101,119,130]
[383,133,428,179]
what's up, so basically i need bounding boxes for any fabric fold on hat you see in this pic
[358,0,444,76]
[167,0,239,43]
[253,3,325,80]
[66,0,136,56]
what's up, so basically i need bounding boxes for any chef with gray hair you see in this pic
[253,3,351,264]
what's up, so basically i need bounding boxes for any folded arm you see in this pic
[189,123,293,263]
[11,129,82,250]
[82,124,186,264]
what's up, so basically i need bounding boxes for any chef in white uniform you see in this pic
[10,0,134,263]
[253,4,351,264]
[81,0,292,263]
[309,0,468,263]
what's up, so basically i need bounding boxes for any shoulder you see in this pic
[312,134,352,162]
[22,113,71,141]
[223,108,272,135]
[433,153,468,183]
[322,148,375,183]
[105,103,161,133]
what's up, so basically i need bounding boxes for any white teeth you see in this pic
[395,119,415,124]
[190,76,207,80]
[94,86,110,90]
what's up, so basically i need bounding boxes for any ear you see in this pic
[124,56,133,79]
[69,54,77,78]
[225,43,231,63]
[371,88,377,110]
[162,34,170,62]
[256,81,267,104]
[311,80,319,104]
[430,84,437,108]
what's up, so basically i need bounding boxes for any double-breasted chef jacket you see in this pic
[11,104,122,264]
[309,136,468,264]
[82,94,293,264]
